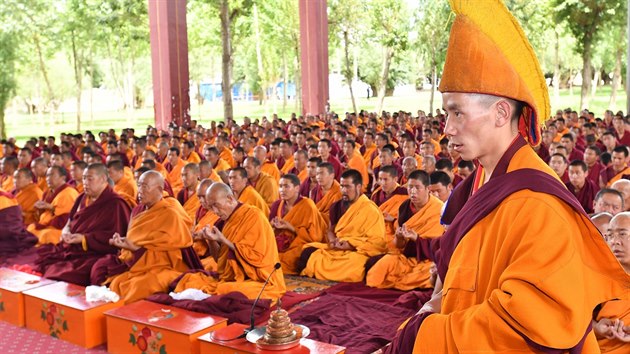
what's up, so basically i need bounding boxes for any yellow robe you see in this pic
[301,194,386,282]
[192,209,220,271]
[315,181,342,227]
[280,156,295,175]
[251,172,279,206]
[366,195,444,290]
[411,143,629,353]
[175,204,286,300]
[166,159,186,196]
[219,147,236,168]
[595,300,630,354]
[27,185,79,245]
[272,198,326,274]
[114,175,138,208]
[181,190,200,222]
[347,154,369,192]
[238,185,270,217]
[16,183,43,225]
[261,162,281,182]
[108,197,194,303]
[185,151,201,164]
[1,175,14,192]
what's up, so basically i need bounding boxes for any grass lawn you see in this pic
[4,85,627,145]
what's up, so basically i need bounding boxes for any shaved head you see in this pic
[206,182,238,220]
[138,170,164,207]
[591,212,613,236]
[196,178,214,207]
[611,179,630,211]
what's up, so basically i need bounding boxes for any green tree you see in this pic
[553,0,625,110]
[0,31,19,139]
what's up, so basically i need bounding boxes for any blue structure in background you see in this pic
[199,82,296,102]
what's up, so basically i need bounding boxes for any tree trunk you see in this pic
[569,68,574,97]
[0,106,6,139]
[33,34,55,108]
[220,0,234,122]
[376,46,394,114]
[342,30,357,114]
[429,60,437,114]
[253,4,266,107]
[282,56,288,111]
[580,35,593,110]
[610,47,623,110]
[591,68,599,98]
[71,30,82,132]
[553,29,560,104]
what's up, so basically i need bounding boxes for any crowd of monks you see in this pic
[0,105,628,351]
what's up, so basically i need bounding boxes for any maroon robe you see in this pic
[0,193,37,257]
[34,186,131,286]
[565,179,599,214]
[299,178,315,197]
[586,162,604,186]
[600,165,629,186]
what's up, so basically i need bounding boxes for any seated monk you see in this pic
[299,157,321,197]
[600,146,630,188]
[177,163,201,221]
[191,179,221,271]
[366,170,445,290]
[566,160,599,214]
[174,183,286,300]
[107,160,137,208]
[139,161,175,197]
[0,190,37,258]
[269,174,326,274]
[164,147,186,196]
[228,167,270,216]
[593,212,630,352]
[299,169,386,282]
[13,168,43,225]
[254,145,281,182]
[371,165,408,244]
[27,166,79,245]
[92,171,201,303]
[68,160,87,193]
[310,162,342,226]
[199,160,221,182]
[243,156,279,206]
[1,155,18,192]
[31,157,49,194]
[35,164,131,285]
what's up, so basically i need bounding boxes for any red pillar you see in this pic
[148,0,191,131]
[299,0,329,116]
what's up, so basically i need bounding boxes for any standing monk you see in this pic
[35,164,131,286]
[386,2,628,353]
[300,169,386,282]
[270,174,326,274]
[174,183,286,300]
[177,163,201,221]
[13,168,43,225]
[27,166,79,245]
[366,170,444,290]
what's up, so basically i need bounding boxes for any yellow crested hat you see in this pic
[438,0,550,146]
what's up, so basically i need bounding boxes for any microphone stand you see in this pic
[244,262,282,337]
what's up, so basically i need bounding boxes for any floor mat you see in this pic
[0,321,107,354]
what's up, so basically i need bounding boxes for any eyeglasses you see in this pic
[604,231,630,243]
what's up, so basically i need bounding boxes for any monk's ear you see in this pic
[494,99,512,128]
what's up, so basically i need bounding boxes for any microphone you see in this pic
[247,262,282,334]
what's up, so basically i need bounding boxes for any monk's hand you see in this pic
[34,200,53,210]
[593,318,616,339]
[383,213,395,223]
[272,218,295,232]
[402,228,418,242]
[62,233,84,244]
[204,226,224,243]
[333,240,355,251]
[612,320,630,342]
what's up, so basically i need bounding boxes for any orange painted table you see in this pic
[200,323,346,354]
[0,268,56,327]
[23,281,122,348]
[104,300,227,354]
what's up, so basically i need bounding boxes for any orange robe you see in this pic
[261,162,281,181]
[347,154,369,191]
[280,156,295,175]
[595,300,630,354]
[238,186,270,217]
[165,159,186,196]
[184,151,201,164]
[270,197,326,274]
[363,145,377,165]
[407,141,629,353]
[213,158,231,173]
[301,194,387,282]
[192,207,220,271]
[175,203,286,300]
[37,177,48,194]
[366,195,444,290]
[219,147,236,168]
[154,162,169,179]
[605,166,630,187]
[313,181,342,227]
[178,187,201,222]
[208,169,222,182]
[113,175,138,208]
[1,175,14,192]
[251,172,279,206]
[107,197,194,303]
[27,185,79,245]
[16,183,43,225]
[372,186,408,245]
